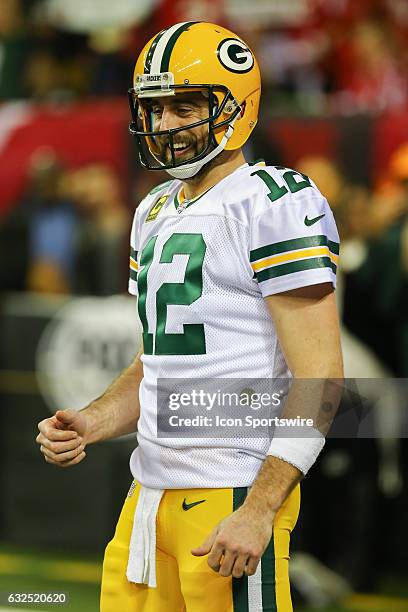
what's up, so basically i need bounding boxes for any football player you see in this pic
[37,21,343,611]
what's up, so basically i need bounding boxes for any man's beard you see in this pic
[158,135,207,165]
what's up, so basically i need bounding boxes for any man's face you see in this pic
[145,92,210,164]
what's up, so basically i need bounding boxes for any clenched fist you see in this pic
[36,409,88,467]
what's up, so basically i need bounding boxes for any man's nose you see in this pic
[159,107,177,132]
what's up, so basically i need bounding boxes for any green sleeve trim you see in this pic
[256,256,336,282]
[250,235,339,263]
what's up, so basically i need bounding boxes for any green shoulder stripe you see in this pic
[248,158,265,166]
[149,180,174,195]
[130,247,137,260]
[250,235,339,263]
[256,256,336,282]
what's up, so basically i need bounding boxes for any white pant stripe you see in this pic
[248,560,263,611]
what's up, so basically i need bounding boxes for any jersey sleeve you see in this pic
[128,206,140,296]
[249,174,340,297]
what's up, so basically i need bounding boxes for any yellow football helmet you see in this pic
[128,21,261,179]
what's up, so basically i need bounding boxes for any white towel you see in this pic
[126,486,164,588]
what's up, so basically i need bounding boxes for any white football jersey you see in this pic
[128,161,339,488]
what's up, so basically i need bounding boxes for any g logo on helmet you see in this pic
[217,38,254,73]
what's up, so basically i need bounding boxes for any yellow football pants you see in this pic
[101,482,300,612]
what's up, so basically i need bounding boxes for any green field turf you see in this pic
[0,545,407,612]
[0,546,101,612]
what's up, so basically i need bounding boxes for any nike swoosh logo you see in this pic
[182,498,206,511]
[304,213,325,226]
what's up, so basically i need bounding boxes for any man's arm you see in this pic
[36,345,144,467]
[242,282,343,514]
[192,282,343,577]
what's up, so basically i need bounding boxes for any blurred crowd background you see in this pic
[1,0,408,610]
[1,0,408,111]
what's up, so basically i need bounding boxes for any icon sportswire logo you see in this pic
[304,213,325,226]
[182,498,206,511]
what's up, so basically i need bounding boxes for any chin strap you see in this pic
[164,117,238,180]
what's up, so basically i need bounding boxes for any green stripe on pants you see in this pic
[261,531,277,611]
[232,488,249,612]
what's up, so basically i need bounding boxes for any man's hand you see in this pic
[36,409,87,467]
[191,505,274,578]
